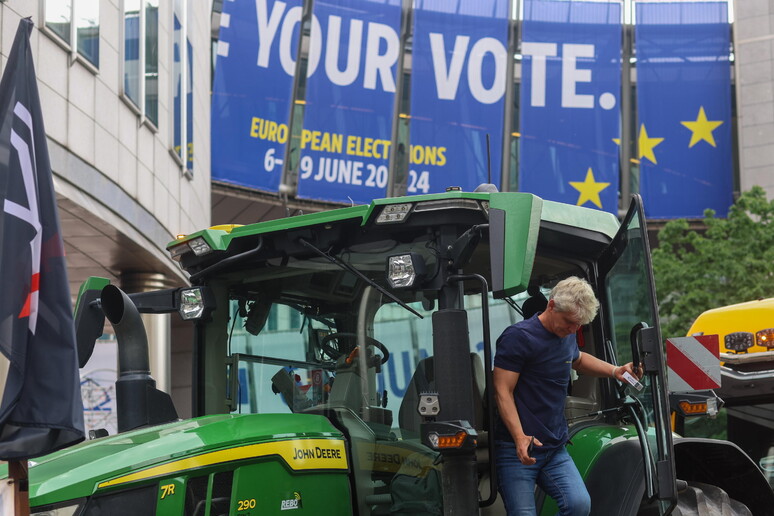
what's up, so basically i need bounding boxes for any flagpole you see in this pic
[9,460,29,516]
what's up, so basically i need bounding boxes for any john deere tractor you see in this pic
[18,189,773,515]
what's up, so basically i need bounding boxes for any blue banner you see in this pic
[211,0,302,192]
[636,1,732,219]
[296,0,402,203]
[519,0,621,214]
[409,0,509,195]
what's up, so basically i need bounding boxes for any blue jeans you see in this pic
[495,441,591,516]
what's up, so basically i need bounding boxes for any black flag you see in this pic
[0,18,84,459]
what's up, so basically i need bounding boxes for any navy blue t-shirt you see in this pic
[493,314,580,449]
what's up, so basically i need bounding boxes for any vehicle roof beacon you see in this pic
[473,183,499,193]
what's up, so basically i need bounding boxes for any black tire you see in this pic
[672,481,752,516]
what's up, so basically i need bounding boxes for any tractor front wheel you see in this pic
[672,481,752,516]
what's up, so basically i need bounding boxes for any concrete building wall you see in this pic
[734,0,774,195]
[0,0,212,406]
[0,0,211,288]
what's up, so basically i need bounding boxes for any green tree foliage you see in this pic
[652,186,774,338]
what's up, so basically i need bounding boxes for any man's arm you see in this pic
[493,366,541,465]
[572,351,640,381]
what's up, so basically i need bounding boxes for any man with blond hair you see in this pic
[493,276,640,516]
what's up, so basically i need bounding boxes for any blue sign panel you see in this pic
[636,1,732,219]
[519,0,621,214]
[409,0,509,194]
[211,0,302,192]
[296,0,402,204]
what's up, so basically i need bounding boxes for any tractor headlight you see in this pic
[178,287,214,320]
[387,253,426,289]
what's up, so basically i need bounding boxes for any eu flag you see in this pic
[0,19,85,459]
[636,1,733,219]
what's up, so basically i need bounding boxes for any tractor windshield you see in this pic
[208,231,518,514]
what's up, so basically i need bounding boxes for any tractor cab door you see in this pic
[598,195,677,514]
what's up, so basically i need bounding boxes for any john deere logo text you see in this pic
[280,492,302,511]
[292,446,342,460]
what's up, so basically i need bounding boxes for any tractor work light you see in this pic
[188,236,213,256]
[168,236,213,261]
[386,253,426,289]
[725,332,754,353]
[168,242,190,262]
[179,288,208,320]
[757,328,774,348]
[376,203,412,224]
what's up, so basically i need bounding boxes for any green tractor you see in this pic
[17,189,773,515]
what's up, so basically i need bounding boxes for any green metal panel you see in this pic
[541,199,620,240]
[24,414,344,507]
[155,476,186,515]
[167,205,370,251]
[488,192,543,297]
[232,459,352,514]
[168,190,493,252]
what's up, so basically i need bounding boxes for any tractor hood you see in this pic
[7,414,344,507]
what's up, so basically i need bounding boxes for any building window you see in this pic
[173,0,194,175]
[122,0,159,126]
[44,0,100,68]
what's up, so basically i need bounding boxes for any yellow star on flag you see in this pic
[569,168,610,209]
[681,106,723,147]
[638,124,664,164]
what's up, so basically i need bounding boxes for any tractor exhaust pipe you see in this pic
[102,285,151,376]
[101,285,178,433]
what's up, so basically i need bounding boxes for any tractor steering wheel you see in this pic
[319,332,390,365]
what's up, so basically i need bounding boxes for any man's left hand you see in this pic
[612,362,643,381]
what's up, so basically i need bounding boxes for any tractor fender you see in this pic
[673,436,774,516]
[582,437,645,516]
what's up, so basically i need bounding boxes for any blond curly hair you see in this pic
[549,276,599,325]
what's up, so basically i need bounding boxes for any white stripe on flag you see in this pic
[667,367,694,393]
[220,13,231,28]
[674,337,721,385]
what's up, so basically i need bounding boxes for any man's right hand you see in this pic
[517,435,542,465]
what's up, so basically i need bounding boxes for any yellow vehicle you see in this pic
[686,298,774,482]
[688,297,774,356]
